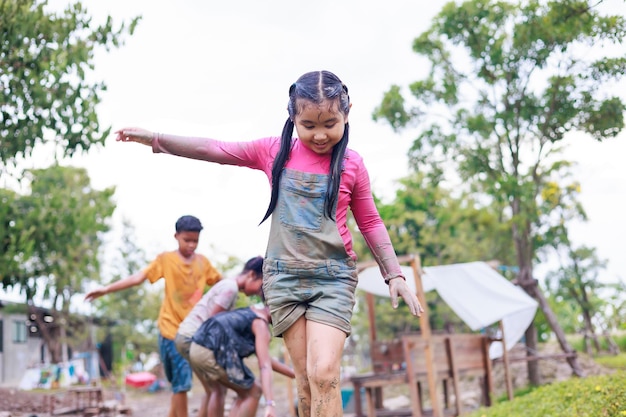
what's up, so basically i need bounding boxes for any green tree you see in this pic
[373,0,625,381]
[8,165,116,362]
[24,165,115,307]
[0,188,35,288]
[1,0,138,364]
[0,0,139,169]
[545,246,611,354]
[377,173,515,267]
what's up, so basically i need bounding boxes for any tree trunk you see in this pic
[580,292,602,353]
[582,320,602,355]
[512,217,584,381]
[602,328,620,355]
[583,334,592,356]
[524,321,540,385]
[527,282,585,377]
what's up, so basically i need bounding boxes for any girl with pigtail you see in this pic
[115,70,423,417]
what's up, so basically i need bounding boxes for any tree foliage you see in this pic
[374,1,624,237]
[373,0,626,379]
[0,165,116,362]
[23,165,115,311]
[377,173,516,267]
[0,188,34,288]
[1,0,139,364]
[0,0,139,169]
[0,165,115,305]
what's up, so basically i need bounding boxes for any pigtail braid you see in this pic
[325,123,349,219]
[260,117,294,224]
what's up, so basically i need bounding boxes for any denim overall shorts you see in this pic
[262,168,358,337]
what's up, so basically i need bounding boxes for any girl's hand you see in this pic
[115,127,154,146]
[389,278,424,317]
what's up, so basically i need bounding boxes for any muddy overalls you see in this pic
[262,168,358,337]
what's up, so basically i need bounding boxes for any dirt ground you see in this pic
[0,343,613,417]
[120,373,299,417]
[0,372,299,417]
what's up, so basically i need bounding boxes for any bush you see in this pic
[466,372,626,417]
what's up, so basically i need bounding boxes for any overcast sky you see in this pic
[17,0,626,299]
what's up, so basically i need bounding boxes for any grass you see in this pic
[593,352,626,370]
[465,371,626,417]
[482,341,625,416]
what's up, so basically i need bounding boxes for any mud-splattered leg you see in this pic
[284,317,347,417]
[307,322,345,417]
[284,317,312,417]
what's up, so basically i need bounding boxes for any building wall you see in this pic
[0,312,45,386]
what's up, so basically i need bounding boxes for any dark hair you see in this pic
[175,215,203,232]
[242,256,264,277]
[260,70,351,224]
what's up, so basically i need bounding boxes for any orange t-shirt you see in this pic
[143,251,221,339]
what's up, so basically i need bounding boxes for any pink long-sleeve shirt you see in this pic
[152,135,402,278]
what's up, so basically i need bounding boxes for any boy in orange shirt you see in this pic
[85,215,221,417]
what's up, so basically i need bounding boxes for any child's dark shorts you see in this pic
[159,334,192,393]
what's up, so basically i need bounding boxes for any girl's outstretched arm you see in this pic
[115,127,269,168]
[116,127,227,162]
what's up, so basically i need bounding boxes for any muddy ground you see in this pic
[0,372,298,417]
[0,374,298,417]
[0,343,613,417]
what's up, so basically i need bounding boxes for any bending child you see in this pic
[189,304,294,417]
[115,70,424,417]
[175,256,265,417]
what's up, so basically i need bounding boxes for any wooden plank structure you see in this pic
[350,254,511,417]
[51,386,103,415]
[402,333,493,416]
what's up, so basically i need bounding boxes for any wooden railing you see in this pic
[350,333,495,417]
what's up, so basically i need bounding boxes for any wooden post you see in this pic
[365,292,377,344]
[402,336,423,417]
[357,260,381,346]
[482,337,494,406]
[409,256,442,417]
[445,337,462,414]
[498,320,514,401]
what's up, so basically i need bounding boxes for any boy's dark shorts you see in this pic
[159,334,192,393]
